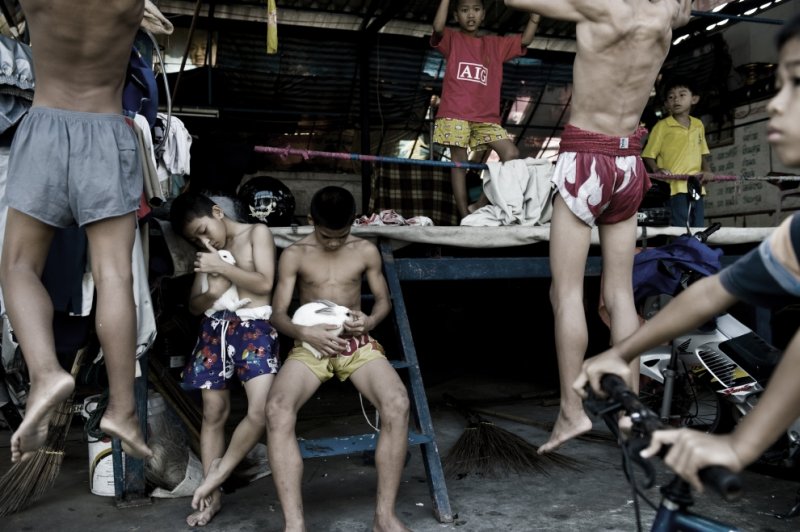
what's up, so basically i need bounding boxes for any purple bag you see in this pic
[632,235,723,306]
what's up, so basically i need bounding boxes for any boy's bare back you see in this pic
[506,0,690,135]
[20,0,143,112]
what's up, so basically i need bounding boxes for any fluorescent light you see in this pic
[673,35,689,45]
[712,2,728,12]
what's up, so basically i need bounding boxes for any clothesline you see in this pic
[253,146,800,183]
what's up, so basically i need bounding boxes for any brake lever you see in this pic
[623,435,658,489]
[584,385,660,489]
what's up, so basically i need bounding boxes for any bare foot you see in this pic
[186,488,222,527]
[538,409,593,454]
[10,370,74,463]
[100,410,153,460]
[192,458,227,511]
[373,514,411,532]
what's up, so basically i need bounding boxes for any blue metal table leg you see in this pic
[380,241,453,524]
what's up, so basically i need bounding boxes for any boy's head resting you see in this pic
[308,186,356,230]
[453,0,485,34]
[169,191,226,250]
[768,13,800,167]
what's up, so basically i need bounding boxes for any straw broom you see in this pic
[0,347,88,516]
[442,393,582,478]
[468,406,618,446]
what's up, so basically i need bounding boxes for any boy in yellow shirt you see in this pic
[642,77,713,228]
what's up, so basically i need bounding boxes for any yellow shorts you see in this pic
[433,118,509,151]
[287,335,386,383]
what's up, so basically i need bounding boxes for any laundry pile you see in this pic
[354,209,434,227]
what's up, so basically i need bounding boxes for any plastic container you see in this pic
[82,391,171,496]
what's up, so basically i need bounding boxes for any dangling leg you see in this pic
[449,145,470,220]
[0,209,71,463]
[85,213,152,460]
[540,196,594,453]
[598,215,641,394]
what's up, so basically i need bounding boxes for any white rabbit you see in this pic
[291,299,353,359]
[200,249,252,315]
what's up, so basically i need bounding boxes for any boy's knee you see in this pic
[202,399,230,426]
[202,409,228,427]
[380,388,410,421]
[244,407,267,428]
[266,394,297,429]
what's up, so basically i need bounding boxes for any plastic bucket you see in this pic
[82,391,169,496]
[81,395,118,496]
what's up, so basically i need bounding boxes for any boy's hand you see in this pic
[572,349,631,399]
[696,171,713,185]
[305,324,348,357]
[640,429,744,493]
[194,242,229,275]
[343,310,370,336]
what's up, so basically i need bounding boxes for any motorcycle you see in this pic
[633,223,800,473]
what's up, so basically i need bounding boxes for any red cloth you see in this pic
[431,28,525,124]
[558,124,648,157]
[554,124,651,224]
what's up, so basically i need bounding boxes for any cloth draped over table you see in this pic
[461,157,554,227]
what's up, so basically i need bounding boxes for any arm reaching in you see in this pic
[573,274,738,398]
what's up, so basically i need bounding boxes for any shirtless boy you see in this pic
[266,186,411,532]
[504,0,691,452]
[575,14,800,492]
[1,0,152,462]
[169,192,280,527]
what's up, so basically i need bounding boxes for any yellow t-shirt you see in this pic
[641,115,710,195]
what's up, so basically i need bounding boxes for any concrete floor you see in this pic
[1,376,799,532]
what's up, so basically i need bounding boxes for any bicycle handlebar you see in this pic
[598,374,742,502]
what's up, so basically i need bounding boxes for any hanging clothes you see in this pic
[267,0,278,54]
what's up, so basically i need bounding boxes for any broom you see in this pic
[0,346,88,516]
[468,406,618,446]
[442,393,581,478]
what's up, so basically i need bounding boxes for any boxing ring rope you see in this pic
[253,145,800,183]
[254,145,490,171]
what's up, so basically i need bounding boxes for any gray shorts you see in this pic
[6,107,142,227]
